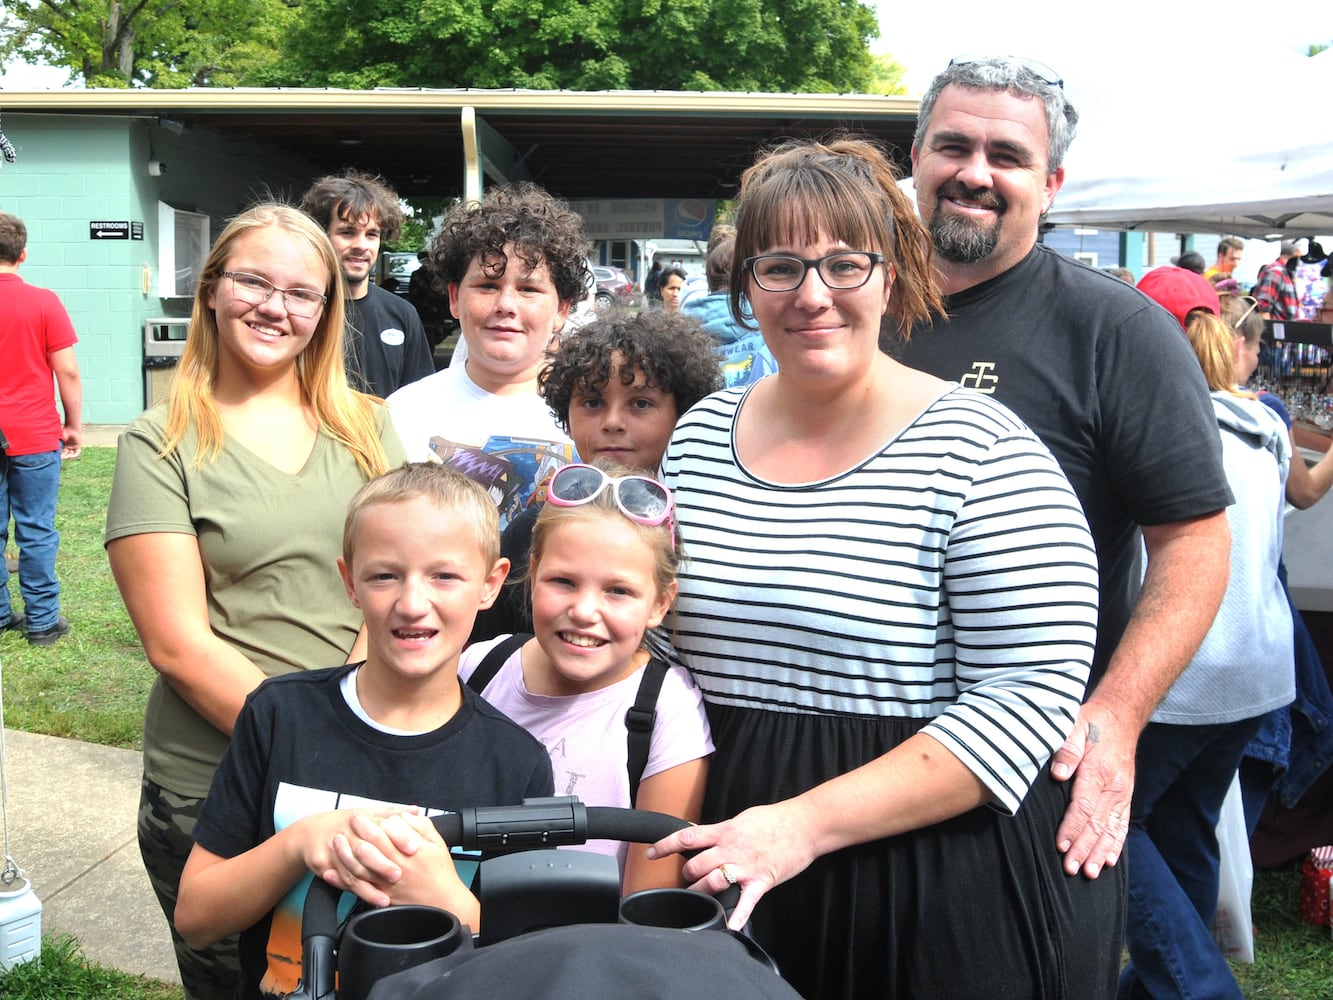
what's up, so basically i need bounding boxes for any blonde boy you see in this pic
[176,464,553,1000]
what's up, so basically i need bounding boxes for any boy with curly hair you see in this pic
[472,308,722,639]
[387,183,590,528]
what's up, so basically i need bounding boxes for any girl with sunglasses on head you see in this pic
[471,308,723,641]
[646,138,1121,998]
[460,461,712,894]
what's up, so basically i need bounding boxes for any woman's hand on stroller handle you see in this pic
[647,800,819,931]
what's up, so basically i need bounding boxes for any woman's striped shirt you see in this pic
[660,385,1099,813]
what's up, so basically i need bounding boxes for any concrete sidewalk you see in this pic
[1,728,180,985]
[4,425,177,982]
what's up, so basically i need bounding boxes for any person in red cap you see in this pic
[1124,280,1293,1000]
[1136,265,1221,330]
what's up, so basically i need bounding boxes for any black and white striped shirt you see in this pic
[661,385,1098,812]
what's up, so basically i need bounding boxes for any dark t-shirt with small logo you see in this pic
[896,244,1232,682]
[345,283,435,398]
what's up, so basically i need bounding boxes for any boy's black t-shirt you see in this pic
[193,664,554,1000]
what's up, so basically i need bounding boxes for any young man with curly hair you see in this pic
[300,170,435,398]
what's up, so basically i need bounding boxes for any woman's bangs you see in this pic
[743,167,882,256]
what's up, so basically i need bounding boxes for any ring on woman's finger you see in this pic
[718,864,738,885]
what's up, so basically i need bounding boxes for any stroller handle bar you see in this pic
[438,797,692,851]
[293,798,696,999]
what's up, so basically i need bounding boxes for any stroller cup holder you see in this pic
[336,905,466,1000]
[619,887,727,932]
[285,797,774,1000]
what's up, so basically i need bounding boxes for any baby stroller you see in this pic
[286,796,801,1000]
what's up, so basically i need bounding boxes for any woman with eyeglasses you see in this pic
[105,203,404,1000]
[647,139,1122,998]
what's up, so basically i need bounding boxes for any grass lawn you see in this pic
[1238,865,1333,997]
[2,445,1331,998]
[0,936,183,999]
[1,447,154,749]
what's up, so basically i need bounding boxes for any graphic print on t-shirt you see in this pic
[428,434,576,529]
[258,783,450,998]
[719,334,778,388]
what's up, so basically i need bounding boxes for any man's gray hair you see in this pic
[914,57,1079,173]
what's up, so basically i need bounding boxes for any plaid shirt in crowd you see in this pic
[1253,262,1300,321]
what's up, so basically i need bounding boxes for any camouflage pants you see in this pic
[138,775,241,1000]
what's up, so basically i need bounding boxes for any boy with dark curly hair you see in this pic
[387,183,591,528]
[472,308,722,639]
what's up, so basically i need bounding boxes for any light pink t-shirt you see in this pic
[459,636,714,875]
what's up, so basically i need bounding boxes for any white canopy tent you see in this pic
[1044,50,1333,238]
[1046,139,1333,238]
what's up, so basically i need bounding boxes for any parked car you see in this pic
[592,265,634,307]
[379,251,420,297]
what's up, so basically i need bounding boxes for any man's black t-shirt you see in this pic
[345,283,435,398]
[896,245,1233,682]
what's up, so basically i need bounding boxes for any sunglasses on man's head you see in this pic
[948,54,1064,90]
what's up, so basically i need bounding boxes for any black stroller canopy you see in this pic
[368,923,804,999]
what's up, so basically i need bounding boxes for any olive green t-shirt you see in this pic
[105,404,406,797]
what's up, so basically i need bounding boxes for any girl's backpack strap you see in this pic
[465,633,531,695]
[625,657,670,806]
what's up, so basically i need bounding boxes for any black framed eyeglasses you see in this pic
[222,271,327,318]
[948,53,1064,91]
[744,251,885,293]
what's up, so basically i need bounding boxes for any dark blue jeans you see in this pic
[1117,717,1263,1000]
[0,448,63,631]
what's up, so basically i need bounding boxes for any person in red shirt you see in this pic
[0,212,82,645]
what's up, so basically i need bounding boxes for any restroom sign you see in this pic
[89,220,130,240]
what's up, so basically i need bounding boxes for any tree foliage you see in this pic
[865,52,907,96]
[251,0,882,93]
[0,0,294,87]
[1,0,887,93]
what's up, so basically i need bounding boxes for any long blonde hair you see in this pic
[161,203,392,477]
[1186,311,1255,399]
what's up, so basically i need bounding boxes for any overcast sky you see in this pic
[871,1,1333,96]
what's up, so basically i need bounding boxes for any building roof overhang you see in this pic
[1,87,921,201]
